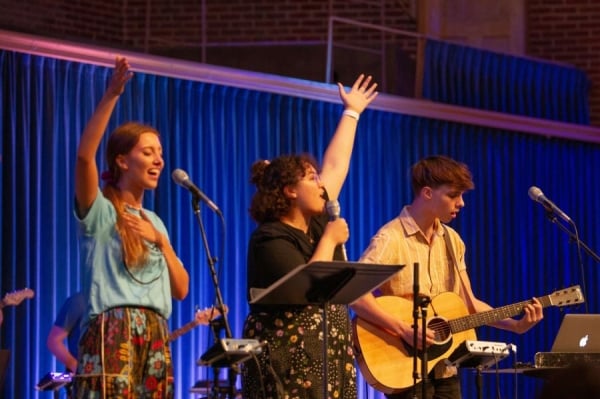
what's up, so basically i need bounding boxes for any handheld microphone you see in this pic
[528,186,571,223]
[172,168,221,214]
[325,200,348,261]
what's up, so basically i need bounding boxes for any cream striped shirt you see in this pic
[359,206,466,299]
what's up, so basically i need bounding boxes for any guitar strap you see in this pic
[442,225,477,314]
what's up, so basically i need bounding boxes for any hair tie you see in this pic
[101,170,115,184]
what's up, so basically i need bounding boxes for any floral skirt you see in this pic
[73,307,174,399]
[241,304,357,399]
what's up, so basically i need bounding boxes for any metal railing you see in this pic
[326,15,425,97]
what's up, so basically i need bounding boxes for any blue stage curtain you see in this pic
[423,39,591,124]
[1,49,600,399]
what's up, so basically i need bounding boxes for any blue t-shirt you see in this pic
[53,292,86,359]
[75,189,174,327]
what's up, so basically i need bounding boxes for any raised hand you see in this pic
[108,56,134,97]
[337,74,378,114]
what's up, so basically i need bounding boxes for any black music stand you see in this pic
[250,261,403,399]
[249,261,403,306]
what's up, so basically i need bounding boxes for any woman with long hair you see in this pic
[73,57,189,398]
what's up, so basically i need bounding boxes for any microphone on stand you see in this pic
[172,168,221,214]
[325,200,348,261]
[528,186,571,223]
[529,187,593,313]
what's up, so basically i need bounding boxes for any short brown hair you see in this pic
[411,155,474,195]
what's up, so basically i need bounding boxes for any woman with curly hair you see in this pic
[242,74,378,399]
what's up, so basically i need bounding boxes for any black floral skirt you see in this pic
[242,304,357,399]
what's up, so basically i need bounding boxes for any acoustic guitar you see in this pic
[352,285,584,394]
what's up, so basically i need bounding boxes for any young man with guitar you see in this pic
[351,155,544,399]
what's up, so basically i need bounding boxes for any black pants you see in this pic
[385,375,461,399]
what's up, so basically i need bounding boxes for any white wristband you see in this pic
[342,109,360,121]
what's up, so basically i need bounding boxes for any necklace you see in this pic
[306,231,314,244]
[122,254,164,285]
[125,203,142,212]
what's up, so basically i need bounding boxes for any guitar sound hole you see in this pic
[428,317,451,344]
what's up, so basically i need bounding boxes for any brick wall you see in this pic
[527,0,600,125]
[0,1,414,48]
[1,0,599,125]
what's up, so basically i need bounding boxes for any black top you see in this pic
[246,212,344,304]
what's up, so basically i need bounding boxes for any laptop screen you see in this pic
[551,314,600,353]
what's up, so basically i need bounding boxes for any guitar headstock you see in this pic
[194,305,229,325]
[2,288,35,307]
[549,285,585,307]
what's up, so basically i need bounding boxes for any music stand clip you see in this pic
[447,340,512,369]
[198,338,263,368]
[35,372,72,391]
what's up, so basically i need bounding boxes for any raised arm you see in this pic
[319,74,378,200]
[74,57,133,216]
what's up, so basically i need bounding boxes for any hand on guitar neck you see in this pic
[168,305,229,342]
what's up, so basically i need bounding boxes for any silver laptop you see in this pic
[551,314,600,353]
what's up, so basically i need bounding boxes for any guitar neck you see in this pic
[168,320,197,342]
[450,294,552,333]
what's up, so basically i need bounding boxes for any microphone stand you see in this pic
[411,262,430,399]
[545,212,600,263]
[475,365,483,399]
[545,211,596,313]
[192,197,236,398]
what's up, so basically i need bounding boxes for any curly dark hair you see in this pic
[411,155,474,195]
[249,154,318,223]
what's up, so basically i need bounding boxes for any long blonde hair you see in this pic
[102,122,160,269]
